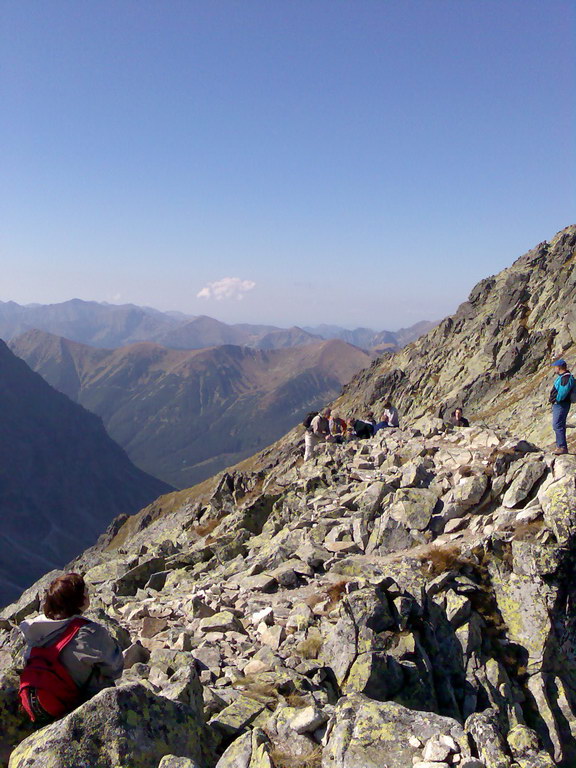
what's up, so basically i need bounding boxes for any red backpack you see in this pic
[19,618,88,722]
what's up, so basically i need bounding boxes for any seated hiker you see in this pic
[374,413,389,432]
[354,418,374,440]
[365,411,377,433]
[451,407,470,427]
[304,408,331,460]
[382,400,400,428]
[329,412,347,444]
[19,573,123,724]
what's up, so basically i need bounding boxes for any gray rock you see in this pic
[8,683,213,768]
[502,462,546,508]
[323,693,470,768]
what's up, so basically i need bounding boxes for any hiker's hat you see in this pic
[552,359,567,367]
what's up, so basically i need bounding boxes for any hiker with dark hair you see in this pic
[18,573,123,723]
[382,400,399,428]
[304,408,331,460]
[549,359,575,455]
[451,408,470,427]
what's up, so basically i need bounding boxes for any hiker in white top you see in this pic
[305,409,331,460]
[382,400,400,428]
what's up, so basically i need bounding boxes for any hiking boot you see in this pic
[553,447,568,455]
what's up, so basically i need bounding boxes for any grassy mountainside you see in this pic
[10,334,372,488]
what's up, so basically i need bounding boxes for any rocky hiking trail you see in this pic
[1,418,576,768]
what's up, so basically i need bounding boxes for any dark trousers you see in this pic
[552,402,570,449]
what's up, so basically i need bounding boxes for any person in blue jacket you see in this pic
[549,359,575,455]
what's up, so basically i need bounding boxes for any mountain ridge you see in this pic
[0,299,434,353]
[10,332,373,488]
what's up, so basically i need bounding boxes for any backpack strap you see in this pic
[52,618,88,656]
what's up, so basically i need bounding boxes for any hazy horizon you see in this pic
[0,294,439,335]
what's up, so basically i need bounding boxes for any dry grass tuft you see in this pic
[512,518,544,541]
[325,580,348,609]
[284,692,310,708]
[304,593,325,609]
[296,635,324,660]
[194,518,221,537]
[417,544,469,576]
[269,747,323,768]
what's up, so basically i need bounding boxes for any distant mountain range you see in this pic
[10,331,373,488]
[0,299,435,352]
[0,340,171,607]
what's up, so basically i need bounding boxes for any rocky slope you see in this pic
[10,334,371,488]
[0,341,171,607]
[335,226,576,450]
[1,421,573,767]
[1,227,575,768]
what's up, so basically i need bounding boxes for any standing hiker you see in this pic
[549,359,575,455]
[304,408,331,460]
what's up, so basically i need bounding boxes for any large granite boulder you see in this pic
[322,693,470,768]
[8,683,213,768]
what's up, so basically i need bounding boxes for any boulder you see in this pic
[390,488,440,531]
[322,693,470,768]
[502,462,546,508]
[8,683,213,768]
[158,758,202,768]
[215,729,273,768]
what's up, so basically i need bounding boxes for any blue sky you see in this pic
[1,1,574,330]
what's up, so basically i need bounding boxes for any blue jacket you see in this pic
[552,372,575,404]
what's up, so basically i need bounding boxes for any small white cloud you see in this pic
[197,277,256,301]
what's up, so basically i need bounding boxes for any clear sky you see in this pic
[1,1,574,330]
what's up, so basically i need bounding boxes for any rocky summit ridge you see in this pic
[336,225,576,451]
[1,227,576,768]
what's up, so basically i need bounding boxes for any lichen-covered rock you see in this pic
[215,728,273,768]
[465,709,510,768]
[322,693,470,768]
[158,757,202,768]
[8,683,213,768]
[0,669,34,767]
[502,461,546,508]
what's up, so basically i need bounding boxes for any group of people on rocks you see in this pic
[303,401,473,461]
[303,401,402,460]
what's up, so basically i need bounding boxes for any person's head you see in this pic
[44,573,89,620]
[366,411,374,421]
[552,359,568,374]
[384,400,392,409]
[323,408,332,418]
[454,408,463,419]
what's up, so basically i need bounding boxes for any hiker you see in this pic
[353,418,374,440]
[451,408,470,427]
[549,359,575,455]
[365,412,377,434]
[19,572,123,724]
[374,413,389,432]
[304,408,331,460]
[329,412,347,444]
[382,400,400,428]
